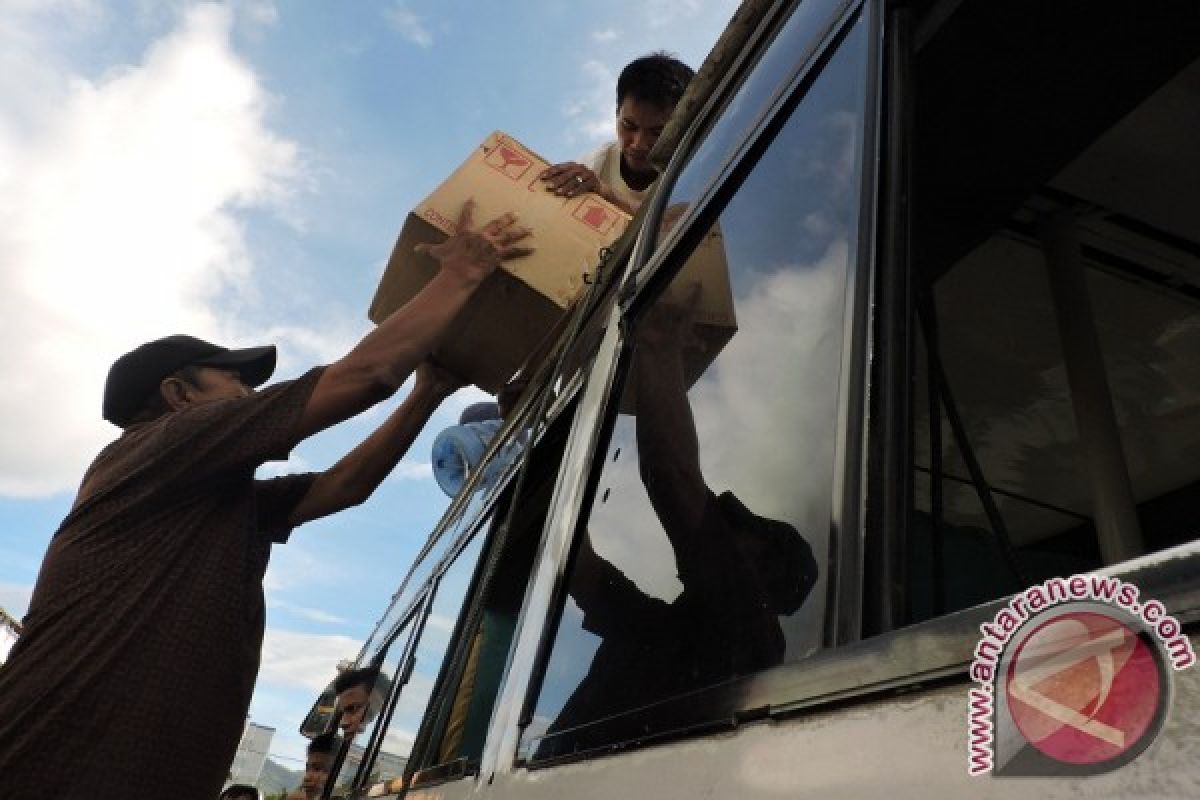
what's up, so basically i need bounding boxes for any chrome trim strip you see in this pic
[478,302,629,780]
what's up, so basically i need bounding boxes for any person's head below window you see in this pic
[299,732,341,799]
[218,785,261,800]
[614,52,696,181]
[334,665,382,738]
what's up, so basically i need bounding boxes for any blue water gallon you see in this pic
[431,419,504,497]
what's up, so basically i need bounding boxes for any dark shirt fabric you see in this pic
[546,490,813,748]
[0,368,324,800]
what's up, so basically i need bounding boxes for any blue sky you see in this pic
[0,0,739,768]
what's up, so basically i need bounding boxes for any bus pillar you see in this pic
[1039,210,1145,565]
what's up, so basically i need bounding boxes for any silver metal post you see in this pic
[1040,210,1144,564]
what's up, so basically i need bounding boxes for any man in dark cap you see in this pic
[0,201,530,800]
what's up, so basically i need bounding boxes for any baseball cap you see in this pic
[102,334,276,427]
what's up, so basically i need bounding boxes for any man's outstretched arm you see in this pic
[287,362,462,526]
[297,200,531,440]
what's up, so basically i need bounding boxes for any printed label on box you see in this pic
[485,142,533,181]
[573,200,619,235]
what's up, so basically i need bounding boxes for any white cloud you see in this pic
[646,0,711,29]
[384,2,433,48]
[564,59,616,147]
[425,612,455,633]
[0,582,34,620]
[260,627,361,691]
[264,543,342,593]
[257,454,312,479]
[243,0,279,27]
[381,726,415,755]
[591,28,619,43]
[270,598,346,625]
[390,460,433,481]
[0,3,305,497]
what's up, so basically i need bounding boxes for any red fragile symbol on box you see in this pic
[485,144,533,180]
[574,201,617,234]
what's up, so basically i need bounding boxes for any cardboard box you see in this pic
[619,222,737,414]
[368,132,630,392]
[368,132,737,398]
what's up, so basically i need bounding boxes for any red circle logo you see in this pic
[1005,611,1161,765]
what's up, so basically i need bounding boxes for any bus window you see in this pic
[522,12,870,762]
[902,2,1200,623]
[359,529,486,791]
[662,0,847,219]
[324,628,409,798]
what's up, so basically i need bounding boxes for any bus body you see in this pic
[315,0,1200,796]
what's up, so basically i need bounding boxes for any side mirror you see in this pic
[300,678,339,738]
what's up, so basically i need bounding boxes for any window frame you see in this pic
[339,385,595,792]
[463,0,879,777]
[403,393,586,788]
[851,0,1200,672]
[511,0,883,768]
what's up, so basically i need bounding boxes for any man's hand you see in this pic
[415,199,532,285]
[540,161,608,199]
[414,359,465,400]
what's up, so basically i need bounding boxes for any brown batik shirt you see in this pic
[0,367,325,800]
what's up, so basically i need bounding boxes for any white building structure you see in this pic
[0,608,21,664]
[228,720,275,787]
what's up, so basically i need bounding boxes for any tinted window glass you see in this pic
[906,5,1200,621]
[362,400,538,665]
[364,532,485,785]
[326,625,412,797]
[665,0,847,217]
[523,16,868,758]
[362,494,487,666]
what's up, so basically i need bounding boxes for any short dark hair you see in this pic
[125,364,205,427]
[616,52,695,111]
[308,732,341,755]
[333,665,380,695]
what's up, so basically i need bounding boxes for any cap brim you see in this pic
[194,345,277,388]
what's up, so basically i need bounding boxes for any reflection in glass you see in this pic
[370,532,486,780]
[664,0,847,224]
[524,17,868,754]
[327,641,404,796]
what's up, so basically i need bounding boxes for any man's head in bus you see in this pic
[334,665,386,737]
[716,492,819,616]
[300,732,341,799]
[217,785,261,800]
[615,52,694,178]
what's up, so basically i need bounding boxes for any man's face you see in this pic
[189,366,252,404]
[301,751,333,798]
[337,685,371,737]
[616,96,674,176]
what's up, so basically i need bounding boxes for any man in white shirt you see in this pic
[541,52,695,214]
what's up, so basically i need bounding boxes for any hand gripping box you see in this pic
[368,131,630,392]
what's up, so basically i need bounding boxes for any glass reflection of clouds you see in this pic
[527,16,869,746]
